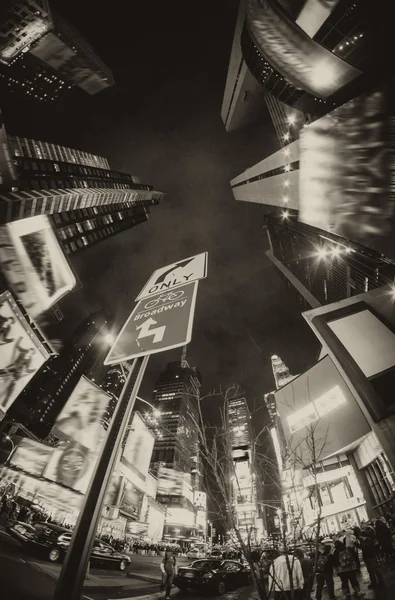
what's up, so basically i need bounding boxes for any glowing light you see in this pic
[310,61,338,91]
[283,180,290,188]
[283,147,290,157]
[282,210,289,219]
[331,246,342,257]
[315,247,328,259]
[103,333,115,345]
[345,247,352,254]
[284,164,290,172]
[282,196,289,204]
[287,114,296,125]
[283,132,290,141]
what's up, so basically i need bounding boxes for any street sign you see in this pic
[135,252,207,301]
[104,281,198,365]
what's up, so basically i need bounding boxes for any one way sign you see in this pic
[104,282,198,365]
[135,252,207,301]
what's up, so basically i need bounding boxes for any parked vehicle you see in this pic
[7,521,38,543]
[175,559,252,595]
[7,521,131,571]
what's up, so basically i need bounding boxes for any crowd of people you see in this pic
[266,518,394,600]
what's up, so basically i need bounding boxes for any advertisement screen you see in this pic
[157,467,185,496]
[44,441,98,494]
[52,376,111,450]
[0,215,76,318]
[45,376,111,493]
[299,80,395,259]
[119,477,144,519]
[0,291,49,418]
[275,356,370,464]
[9,438,53,477]
[122,412,155,480]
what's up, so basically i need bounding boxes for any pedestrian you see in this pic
[343,529,360,571]
[314,539,336,600]
[360,526,381,589]
[333,540,364,599]
[268,544,304,599]
[375,519,393,562]
[160,547,177,600]
[294,547,313,599]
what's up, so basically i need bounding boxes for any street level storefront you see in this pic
[163,524,199,550]
[0,465,82,526]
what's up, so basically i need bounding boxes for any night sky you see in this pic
[3,0,320,410]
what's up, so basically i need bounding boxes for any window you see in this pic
[364,454,395,507]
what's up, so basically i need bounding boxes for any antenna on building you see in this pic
[181,345,188,368]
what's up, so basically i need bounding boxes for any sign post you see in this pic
[53,355,148,600]
[53,254,207,600]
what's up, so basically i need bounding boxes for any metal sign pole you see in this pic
[53,354,149,600]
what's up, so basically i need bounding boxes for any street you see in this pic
[2,528,395,600]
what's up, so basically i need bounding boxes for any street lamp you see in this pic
[136,396,161,419]
[5,436,15,465]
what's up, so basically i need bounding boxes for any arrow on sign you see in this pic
[136,318,166,343]
[155,258,195,284]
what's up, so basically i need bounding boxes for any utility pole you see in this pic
[53,355,149,600]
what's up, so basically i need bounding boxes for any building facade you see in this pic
[0,1,114,101]
[150,361,201,481]
[0,123,164,253]
[228,395,262,539]
[242,0,393,116]
[8,310,111,438]
[221,0,265,132]
[265,214,395,309]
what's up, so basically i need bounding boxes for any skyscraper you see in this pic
[221,0,265,132]
[242,0,393,116]
[265,213,395,309]
[8,310,112,438]
[0,1,114,102]
[150,361,202,482]
[0,122,164,253]
[227,395,261,537]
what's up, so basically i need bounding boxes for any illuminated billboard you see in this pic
[119,476,144,519]
[121,412,155,480]
[9,438,53,477]
[299,81,395,259]
[0,215,76,318]
[0,290,49,419]
[52,376,111,450]
[45,376,111,493]
[44,441,97,494]
[275,356,370,464]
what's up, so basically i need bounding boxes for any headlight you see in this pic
[202,573,213,579]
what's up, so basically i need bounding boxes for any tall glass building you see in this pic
[265,213,395,310]
[0,123,164,254]
[0,1,114,101]
[242,0,393,116]
[150,361,202,485]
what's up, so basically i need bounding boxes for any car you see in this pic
[208,550,223,559]
[7,521,38,543]
[8,521,131,571]
[187,549,206,559]
[175,559,252,596]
